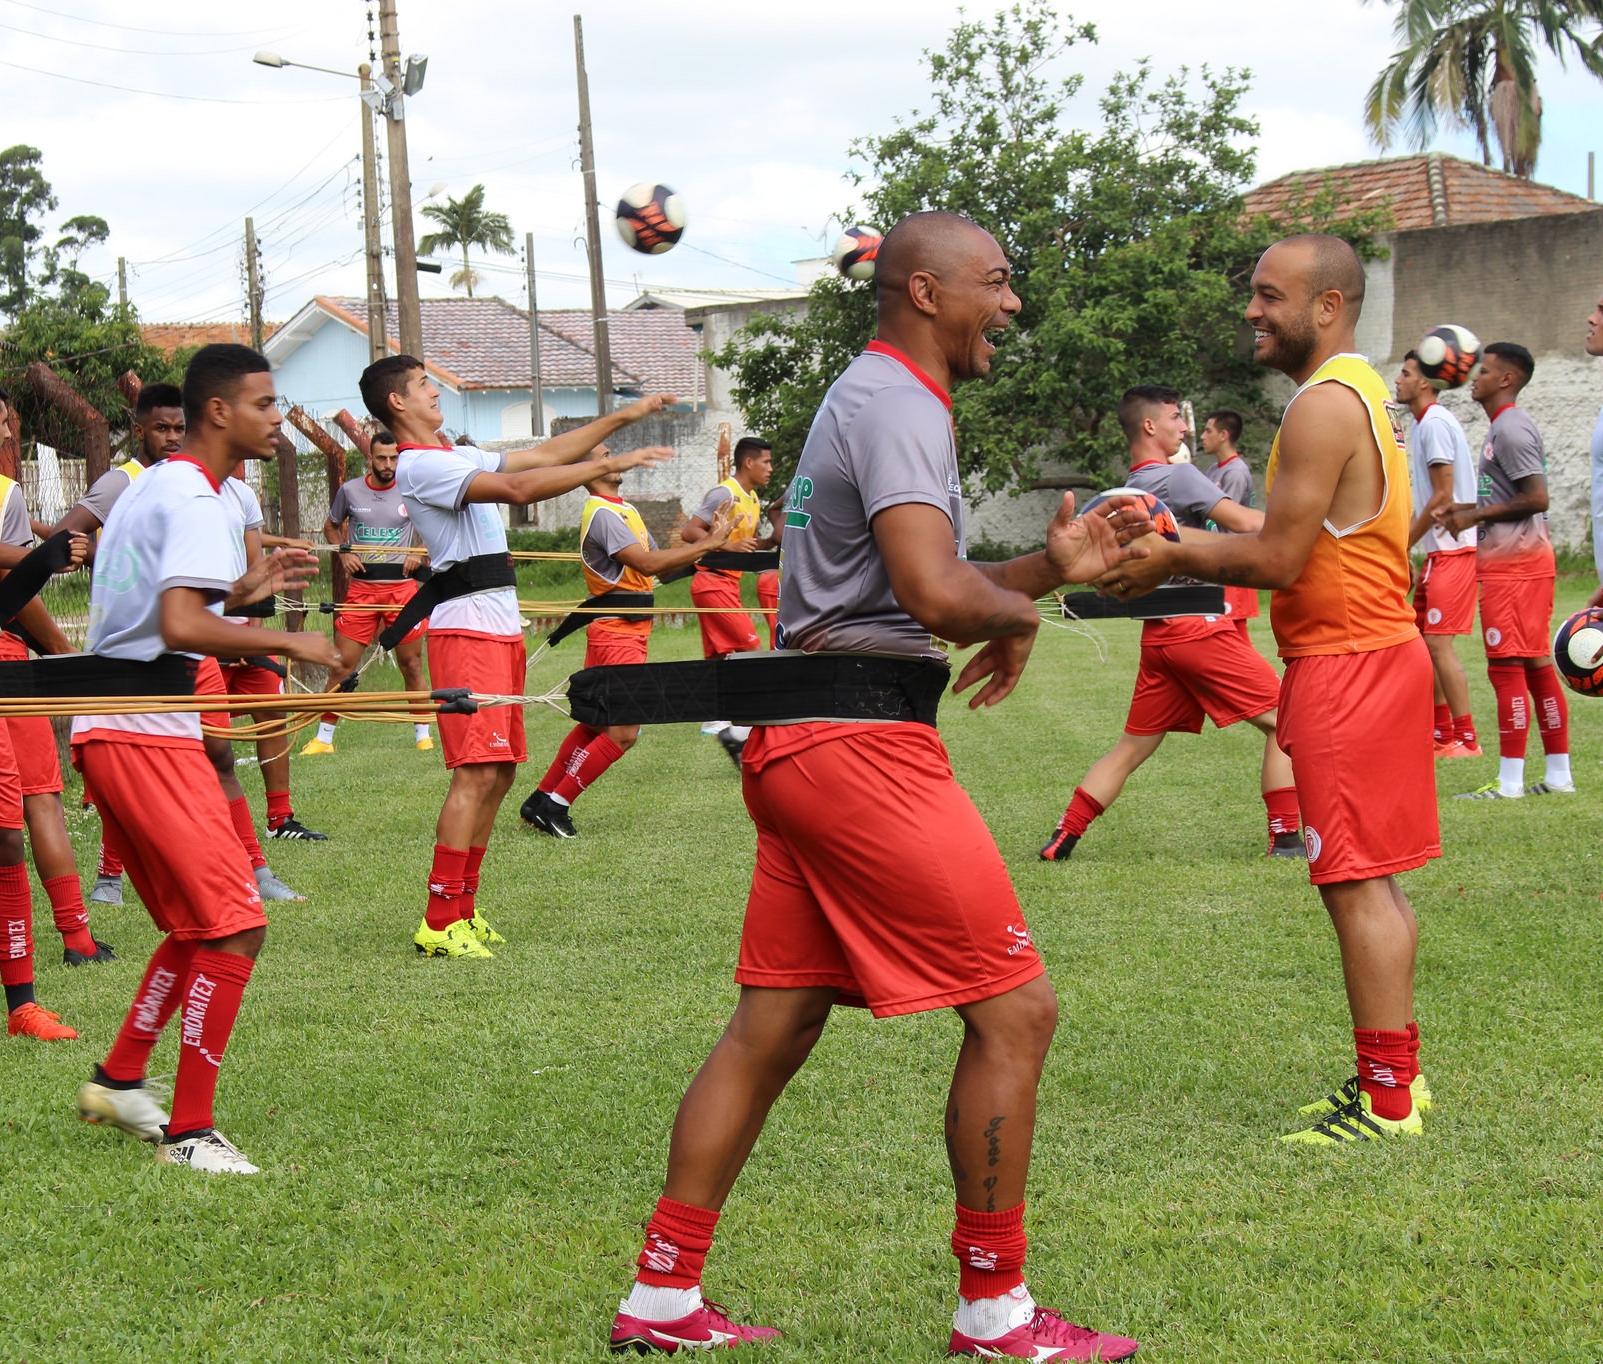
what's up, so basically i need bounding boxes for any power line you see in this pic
[0,0,303,38]
[0,17,316,57]
[0,58,348,105]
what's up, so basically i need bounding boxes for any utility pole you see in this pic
[525,232,544,439]
[573,14,612,416]
[244,217,264,351]
[380,0,424,361]
[359,62,389,363]
[116,256,127,308]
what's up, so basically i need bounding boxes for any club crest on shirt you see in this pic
[783,476,814,530]
[1383,400,1407,454]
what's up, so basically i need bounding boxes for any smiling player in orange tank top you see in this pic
[1096,234,1439,1145]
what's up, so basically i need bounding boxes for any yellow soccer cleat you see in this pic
[1297,1073,1433,1118]
[415,735,434,751]
[413,918,492,959]
[464,913,506,945]
[1282,1089,1422,1145]
[300,738,336,756]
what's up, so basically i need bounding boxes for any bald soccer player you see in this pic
[1097,234,1438,1145]
[608,211,1146,1360]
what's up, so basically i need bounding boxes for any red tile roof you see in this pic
[318,296,701,394]
[142,320,280,355]
[1243,154,1597,231]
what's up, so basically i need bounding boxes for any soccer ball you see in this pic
[1415,324,1481,389]
[1080,487,1181,542]
[831,226,882,281]
[615,183,685,255]
[1553,607,1603,695]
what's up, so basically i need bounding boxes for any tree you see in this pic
[0,145,58,317]
[417,184,515,298]
[715,3,1389,496]
[1364,0,1603,179]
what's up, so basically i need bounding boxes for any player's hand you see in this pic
[608,445,674,474]
[402,554,424,576]
[952,627,1039,709]
[622,393,677,422]
[58,531,89,572]
[1093,540,1179,598]
[337,552,363,577]
[285,631,341,669]
[701,505,736,551]
[1046,491,1154,586]
[1435,505,1474,536]
[234,547,319,606]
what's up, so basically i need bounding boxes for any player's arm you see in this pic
[1409,463,1457,547]
[764,496,785,546]
[0,534,88,572]
[500,394,678,472]
[969,491,1155,598]
[613,506,735,577]
[162,585,337,667]
[261,531,315,550]
[1203,497,1263,534]
[681,488,733,547]
[50,503,103,537]
[323,516,364,579]
[1437,472,1546,537]
[463,445,671,507]
[10,597,73,654]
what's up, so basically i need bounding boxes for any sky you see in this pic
[4,0,1601,328]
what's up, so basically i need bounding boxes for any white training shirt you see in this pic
[218,472,263,625]
[72,457,238,746]
[395,444,520,638]
[1409,403,1477,554]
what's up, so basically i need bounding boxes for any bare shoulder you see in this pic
[1281,379,1368,443]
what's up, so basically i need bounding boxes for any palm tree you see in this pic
[1364,0,1603,178]
[416,184,515,298]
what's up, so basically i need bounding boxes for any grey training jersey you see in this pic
[329,475,419,566]
[76,465,137,527]
[776,345,964,658]
[1476,406,1551,575]
[1125,460,1226,530]
[1205,456,1253,509]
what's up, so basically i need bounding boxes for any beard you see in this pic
[1261,313,1318,375]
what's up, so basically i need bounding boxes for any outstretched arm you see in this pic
[464,445,673,508]
[501,394,678,472]
[612,507,734,577]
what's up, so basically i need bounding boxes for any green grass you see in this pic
[4,580,1603,1362]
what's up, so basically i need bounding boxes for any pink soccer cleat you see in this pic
[949,1306,1139,1360]
[610,1300,781,1354]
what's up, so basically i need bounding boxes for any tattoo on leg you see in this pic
[983,1174,999,1212]
[945,1101,968,1182]
[984,1116,1004,1167]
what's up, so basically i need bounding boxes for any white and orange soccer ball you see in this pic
[831,225,882,281]
[1415,324,1482,390]
[615,183,685,255]
[1553,607,1603,696]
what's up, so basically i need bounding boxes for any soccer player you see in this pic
[301,428,433,755]
[1096,234,1438,1145]
[1041,387,1301,863]
[609,212,1145,1360]
[73,344,338,1171]
[1396,352,1480,758]
[1200,407,1261,634]
[521,457,733,837]
[359,354,674,960]
[1437,343,1570,799]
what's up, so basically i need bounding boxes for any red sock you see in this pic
[320,711,338,727]
[0,861,32,990]
[1262,786,1300,838]
[1527,664,1569,755]
[228,797,268,870]
[97,838,124,878]
[166,948,254,1135]
[43,873,95,956]
[539,725,593,794]
[553,732,625,805]
[102,936,198,1082]
[1432,703,1451,745]
[635,1196,720,1289]
[1487,663,1529,759]
[265,788,293,830]
[1453,714,1476,747]
[1355,1028,1415,1120]
[462,846,487,921]
[425,844,469,930]
[1407,1019,1421,1079]
[1057,786,1104,837]
[952,1201,1028,1299]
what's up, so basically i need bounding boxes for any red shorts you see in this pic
[691,571,761,656]
[585,626,650,669]
[335,575,427,647]
[1413,550,1477,636]
[1223,585,1259,621]
[427,632,527,768]
[0,633,61,794]
[221,660,284,698]
[736,724,1045,1017]
[1125,629,1281,735]
[75,739,266,940]
[1478,575,1555,659]
[0,721,23,830]
[1277,638,1440,886]
[756,570,780,648]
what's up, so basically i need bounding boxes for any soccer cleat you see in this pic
[1297,1073,1433,1118]
[949,1307,1139,1360]
[1454,781,1522,800]
[63,939,118,966]
[1281,1089,1421,1145]
[1525,779,1576,796]
[156,1128,260,1174]
[609,1300,781,1353]
[88,874,123,905]
[414,918,493,959]
[255,866,306,902]
[78,1078,170,1141]
[1039,828,1080,862]
[718,730,746,767]
[299,738,336,756]
[415,735,434,751]
[464,913,506,946]
[1268,831,1308,859]
[1435,740,1482,759]
[521,790,578,839]
[265,817,329,841]
[8,1003,78,1040]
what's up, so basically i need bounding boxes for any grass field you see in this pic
[4,574,1602,1362]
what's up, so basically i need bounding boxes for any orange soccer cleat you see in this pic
[8,1002,79,1040]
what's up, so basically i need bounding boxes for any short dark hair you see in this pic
[1118,385,1183,440]
[1483,341,1535,385]
[359,354,424,424]
[135,382,183,417]
[0,387,9,405]
[182,344,270,426]
[733,436,771,468]
[370,428,397,449]
[1205,408,1243,443]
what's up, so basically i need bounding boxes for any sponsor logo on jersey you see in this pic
[783,476,814,530]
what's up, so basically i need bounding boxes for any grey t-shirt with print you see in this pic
[1205,456,1253,509]
[1126,460,1226,529]
[329,476,419,567]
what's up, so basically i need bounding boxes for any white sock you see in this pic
[726,725,751,742]
[701,720,728,735]
[1498,756,1525,796]
[954,1283,1035,1340]
[548,791,571,807]
[315,722,336,745]
[625,1282,702,1322]
[1546,752,1571,786]
[414,723,431,742]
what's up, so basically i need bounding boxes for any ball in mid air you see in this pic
[615,183,685,255]
[1080,487,1181,542]
[1415,324,1482,389]
[831,225,882,280]
[1553,608,1603,695]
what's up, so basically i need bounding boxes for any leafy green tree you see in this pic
[716,3,1389,495]
[417,184,515,298]
[0,145,58,317]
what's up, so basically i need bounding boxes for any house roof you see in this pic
[266,295,701,395]
[622,286,810,312]
[142,320,280,356]
[1243,153,1598,231]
